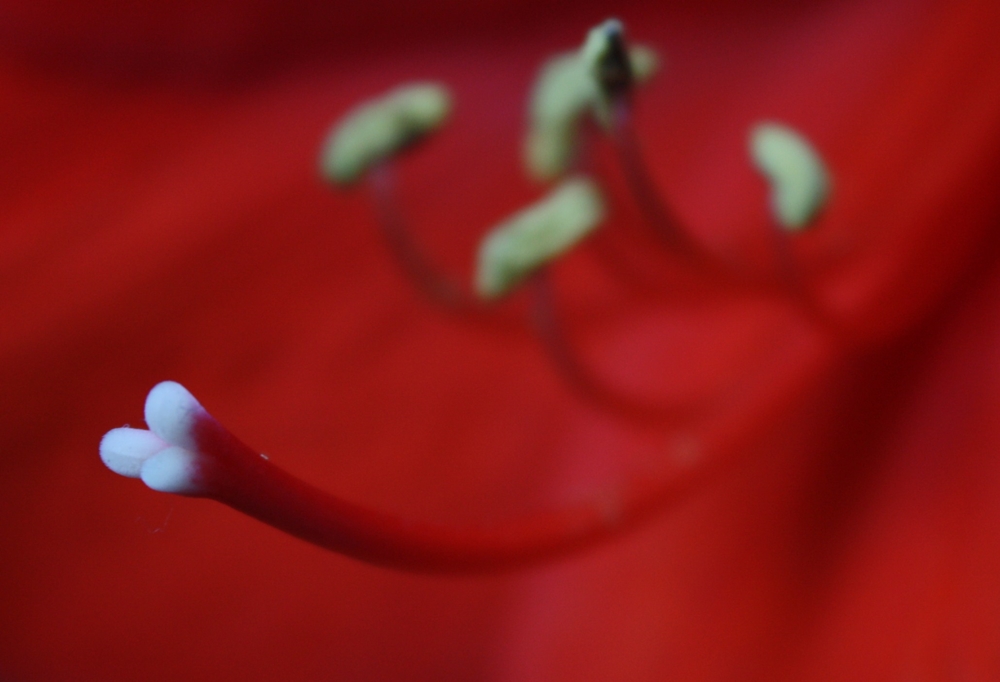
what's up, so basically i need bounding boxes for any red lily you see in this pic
[2,0,1000,680]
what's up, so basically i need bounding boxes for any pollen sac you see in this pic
[749,122,831,231]
[320,83,452,185]
[475,177,605,299]
[525,24,659,181]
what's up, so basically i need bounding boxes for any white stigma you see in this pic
[101,381,208,496]
[749,122,831,231]
[475,177,605,299]
[320,82,452,185]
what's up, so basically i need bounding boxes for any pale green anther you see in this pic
[320,83,452,186]
[524,53,596,181]
[749,122,831,231]
[475,177,605,300]
[524,24,659,181]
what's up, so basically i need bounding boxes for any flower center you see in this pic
[99,18,835,573]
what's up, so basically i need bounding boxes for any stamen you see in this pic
[319,82,475,309]
[572,20,710,261]
[101,382,715,572]
[320,83,452,186]
[581,18,633,103]
[351,161,685,415]
[605,96,706,258]
[581,22,814,299]
[749,122,831,230]
[525,31,659,181]
[474,177,605,300]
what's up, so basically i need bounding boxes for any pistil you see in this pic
[101,382,715,572]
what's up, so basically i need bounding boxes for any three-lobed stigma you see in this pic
[100,381,207,495]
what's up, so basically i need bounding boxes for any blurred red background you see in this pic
[2,0,1000,679]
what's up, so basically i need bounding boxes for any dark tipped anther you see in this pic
[589,19,634,98]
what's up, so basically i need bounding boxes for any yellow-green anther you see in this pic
[320,83,452,186]
[475,177,606,300]
[524,53,598,181]
[524,21,659,181]
[749,122,831,231]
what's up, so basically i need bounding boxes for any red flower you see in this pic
[2,0,1000,680]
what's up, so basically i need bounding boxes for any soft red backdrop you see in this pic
[2,0,1000,680]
